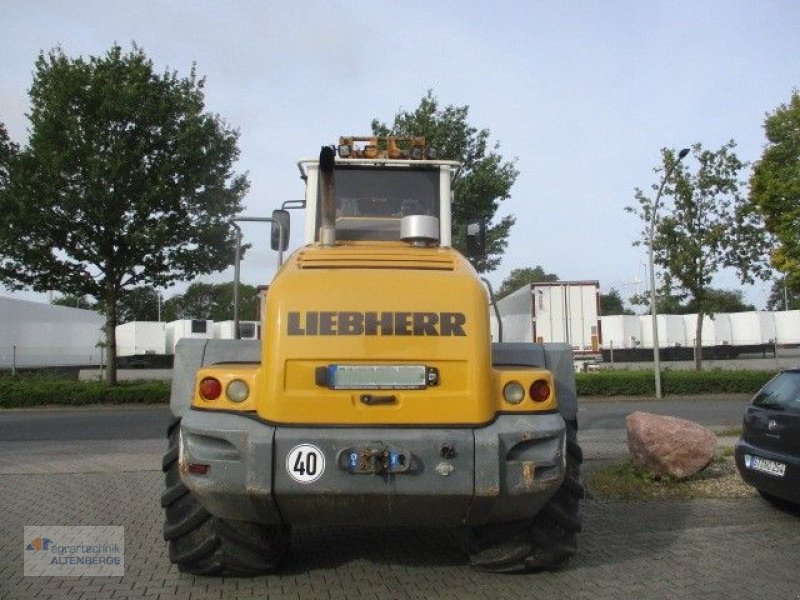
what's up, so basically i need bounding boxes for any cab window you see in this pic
[316,166,439,241]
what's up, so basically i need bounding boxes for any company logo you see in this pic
[287,311,467,337]
[24,526,124,577]
[26,537,53,552]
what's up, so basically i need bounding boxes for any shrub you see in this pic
[0,375,169,408]
[576,369,776,397]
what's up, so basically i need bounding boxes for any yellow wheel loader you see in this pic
[162,137,583,575]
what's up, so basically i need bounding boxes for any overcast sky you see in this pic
[3,1,799,309]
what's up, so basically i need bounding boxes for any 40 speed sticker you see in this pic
[285,444,325,484]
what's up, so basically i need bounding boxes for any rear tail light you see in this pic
[187,463,209,475]
[199,377,222,400]
[529,380,551,403]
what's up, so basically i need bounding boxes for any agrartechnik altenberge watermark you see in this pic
[24,526,124,576]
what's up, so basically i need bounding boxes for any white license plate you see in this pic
[751,456,786,477]
[326,365,429,390]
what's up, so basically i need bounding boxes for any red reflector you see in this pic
[188,463,209,475]
[199,377,222,400]
[530,380,551,403]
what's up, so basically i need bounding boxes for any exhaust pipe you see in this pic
[319,146,336,246]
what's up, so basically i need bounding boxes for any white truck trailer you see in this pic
[494,281,600,356]
[165,319,214,354]
[0,296,104,369]
[213,320,261,340]
[115,321,172,368]
[599,310,777,361]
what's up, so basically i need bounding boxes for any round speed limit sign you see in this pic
[285,444,325,484]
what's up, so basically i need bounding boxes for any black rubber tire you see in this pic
[162,419,290,576]
[468,421,584,573]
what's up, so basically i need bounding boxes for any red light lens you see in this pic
[188,463,209,475]
[199,377,222,400]
[529,380,551,403]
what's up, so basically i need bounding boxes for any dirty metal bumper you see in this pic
[179,409,566,527]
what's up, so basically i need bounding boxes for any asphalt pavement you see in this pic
[0,394,750,442]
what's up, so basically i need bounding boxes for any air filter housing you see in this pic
[400,215,439,247]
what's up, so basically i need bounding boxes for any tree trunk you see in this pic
[104,286,118,386]
[694,311,703,371]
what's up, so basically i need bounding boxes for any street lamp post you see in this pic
[648,147,690,399]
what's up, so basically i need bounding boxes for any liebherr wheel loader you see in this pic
[162,136,583,575]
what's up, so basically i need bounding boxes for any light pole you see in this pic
[648,147,690,398]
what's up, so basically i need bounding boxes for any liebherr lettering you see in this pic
[287,311,467,336]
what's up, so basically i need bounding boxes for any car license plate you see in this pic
[751,456,786,477]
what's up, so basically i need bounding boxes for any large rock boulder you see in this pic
[626,411,717,479]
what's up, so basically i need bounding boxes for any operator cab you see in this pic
[297,136,460,248]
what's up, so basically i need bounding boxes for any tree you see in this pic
[629,285,687,314]
[372,91,518,272]
[117,286,161,322]
[766,279,800,311]
[684,288,755,314]
[627,142,770,369]
[52,294,96,310]
[630,286,755,315]
[496,266,559,300]
[750,90,800,296]
[0,45,247,383]
[163,282,260,322]
[0,123,17,192]
[600,289,634,315]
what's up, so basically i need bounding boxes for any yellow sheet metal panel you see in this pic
[260,247,494,425]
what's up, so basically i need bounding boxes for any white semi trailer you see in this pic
[213,320,261,340]
[599,310,785,361]
[115,321,172,368]
[0,296,104,369]
[493,281,600,356]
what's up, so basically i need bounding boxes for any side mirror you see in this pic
[465,219,486,261]
[271,209,290,251]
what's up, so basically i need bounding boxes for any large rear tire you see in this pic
[468,421,584,573]
[162,419,290,576]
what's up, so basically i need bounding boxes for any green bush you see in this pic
[576,369,776,397]
[0,375,170,408]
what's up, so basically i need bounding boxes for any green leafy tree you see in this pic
[766,279,800,311]
[163,282,260,322]
[0,123,16,191]
[684,288,755,314]
[627,142,770,369]
[600,289,634,315]
[372,91,518,272]
[496,266,559,299]
[0,45,247,383]
[630,286,756,315]
[750,90,800,295]
[52,293,96,310]
[629,285,687,314]
[117,286,161,322]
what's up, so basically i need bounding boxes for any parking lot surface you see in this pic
[2,466,798,600]
[1,401,798,599]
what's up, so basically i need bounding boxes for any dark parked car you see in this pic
[735,369,800,505]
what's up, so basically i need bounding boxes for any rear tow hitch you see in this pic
[339,443,412,475]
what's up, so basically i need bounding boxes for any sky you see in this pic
[2,1,799,310]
